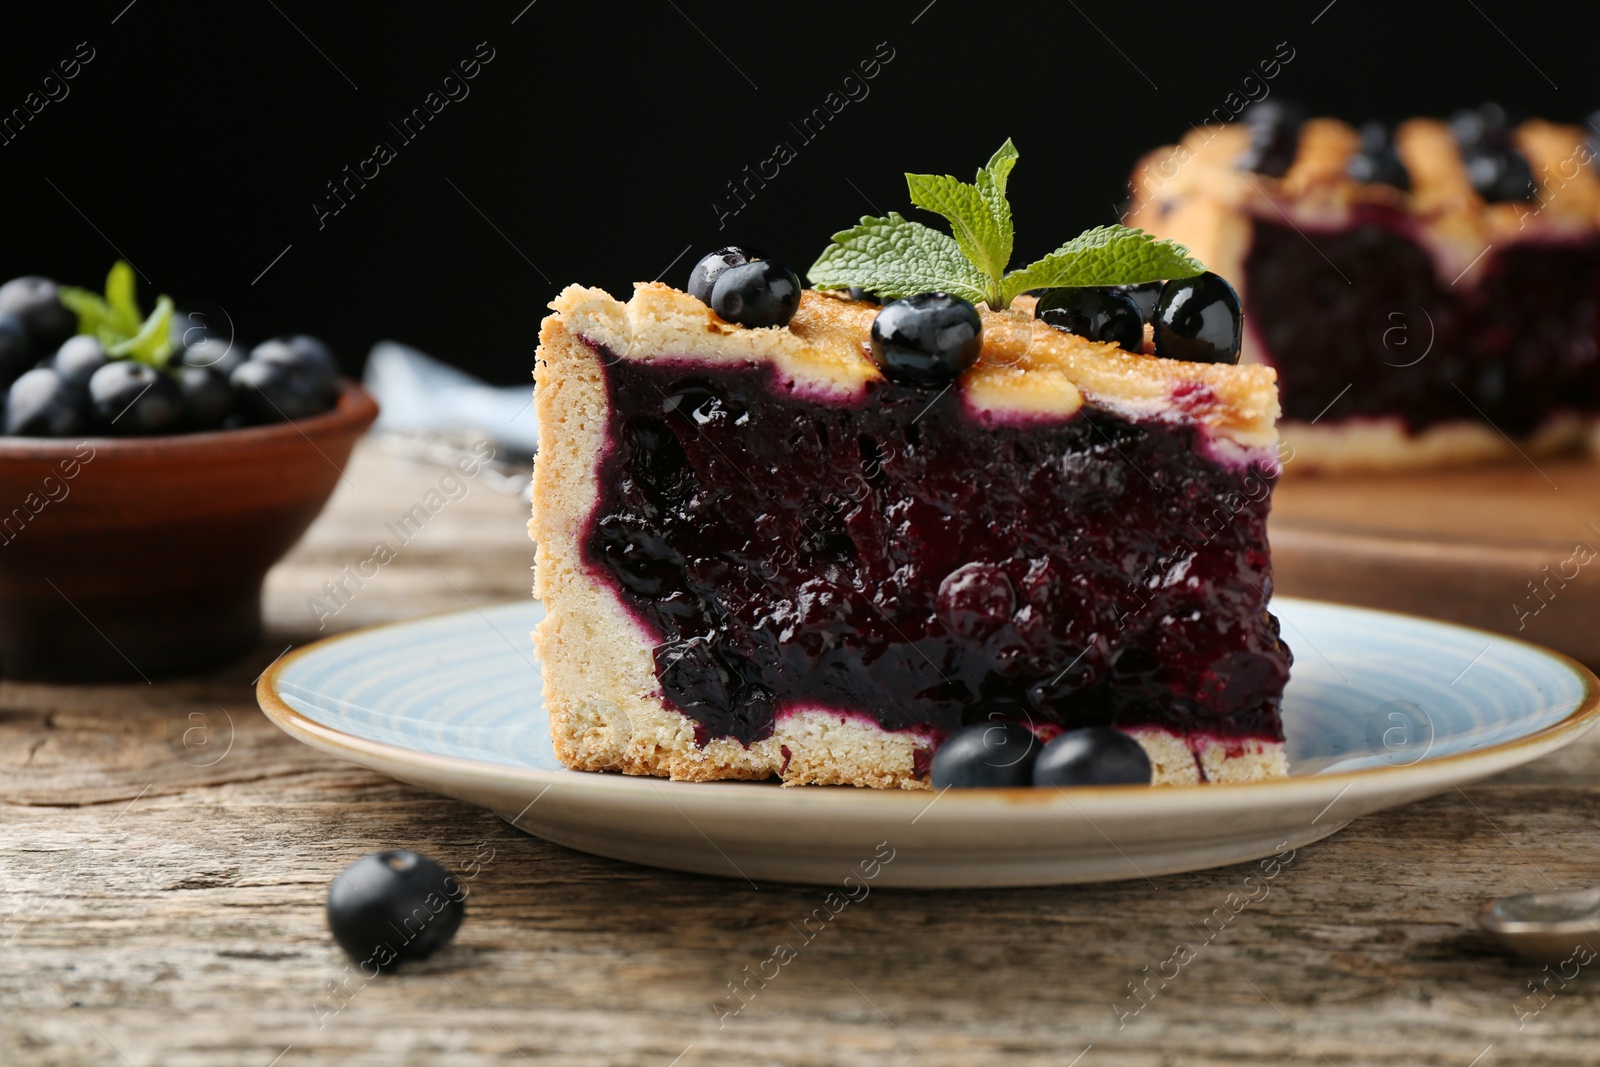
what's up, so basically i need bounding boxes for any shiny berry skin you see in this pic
[1236,100,1307,178]
[0,311,32,384]
[1450,104,1533,202]
[0,276,76,353]
[687,246,765,304]
[1031,727,1151,787]
[931,720,1040,788]
[1153,272,1243,365]
[1034,287,1144,352]
[88,361,184,434]
[1346,121,1410,191]
[4,367,86,436]
[178,364,236,430]
[175,331,245,376]
[709,260,802,329]
[846,286,881,304]
[51,336,109,388]
[1113,281,1162,322]
[869,293,983,387]
[326,850,465,971]
[232,337,340,422]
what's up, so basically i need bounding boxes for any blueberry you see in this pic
[0,311,32,385]
[687,246,765,304]
[178,364,236,430]
[233,336,340,422]
[1032,727,1152,787]
[4,367,87,436]
[1449,104,1533,202]
[87,361,184,434]
[1113,281,1163,322]
[869,293,983,388]
[931,720,1040,788]
[1346,121,1410,191]
[175,330,245,376]
[846,287,882,304]
[0,276,76,353]
[1236,100,1307,178]
[1153,272,1242,365]
[51,336,109,388]
[1034,287,1145,352]
[326,850,465,972]
[708,260,802,329]
[936,562,1014,639]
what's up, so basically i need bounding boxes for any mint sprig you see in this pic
[808,139,1205,310]
[59,261,178,368]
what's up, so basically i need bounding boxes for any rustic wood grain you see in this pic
[5,440,1600,1066]
[1272,458,1600,666]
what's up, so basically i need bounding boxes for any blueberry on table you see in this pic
[687,246,766,304]
[50,336,109,388]
[87,361,184,435]
[4,367,87,436]
[868,292,983,388]
[0,276,76,353]
[709,259,802,329]
[0,310,33,385]
[326,850,465,971]
[232,337,340,422]
[1032,727,1152,787]
[1034,287,1145,352]
[930,720,1040,788]
[1153,272,1242,365]
[178,364,236,430]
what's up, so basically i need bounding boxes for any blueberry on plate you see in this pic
[1032,726,1152,787]
[709,259,802,329]
[930,720,1040,788]
[327,850,465,971]
[1034,287,1145,352]
[869,292,983,387]
[1153,272,1242,365]
[4,367,87,436]
[178,364,236,430]
[51,336,110,388]
[0,276,76,353]
[88,361,185,435]
[0,310,33,384]
[687,246,766,304]
[233,336,340,422]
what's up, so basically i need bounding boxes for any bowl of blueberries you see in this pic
[0,264,378,681]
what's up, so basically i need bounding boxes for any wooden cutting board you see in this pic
[1269,458,1600,667]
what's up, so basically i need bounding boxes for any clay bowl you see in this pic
[0,380,378,681]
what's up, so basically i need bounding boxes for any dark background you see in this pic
[0,0,1590,385]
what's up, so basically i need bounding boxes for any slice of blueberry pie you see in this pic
[1127,104,1600,472]
[531,143,1292,789]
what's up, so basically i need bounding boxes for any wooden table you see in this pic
[6,440,1600,1066]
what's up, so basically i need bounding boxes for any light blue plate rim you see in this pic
[257,596,1600,799]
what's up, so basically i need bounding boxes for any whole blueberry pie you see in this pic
[1126,104,1600,472]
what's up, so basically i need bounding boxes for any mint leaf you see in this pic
[109,296,176,366]
[808,140,1211,311]
[807,212,990,304]
[58,286,117,338]
[999,226,1203,308]
[103,261,142,335]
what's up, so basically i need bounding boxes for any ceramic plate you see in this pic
[258,598,1599,888]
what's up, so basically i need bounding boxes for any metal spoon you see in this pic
[1479,886,1600,962]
